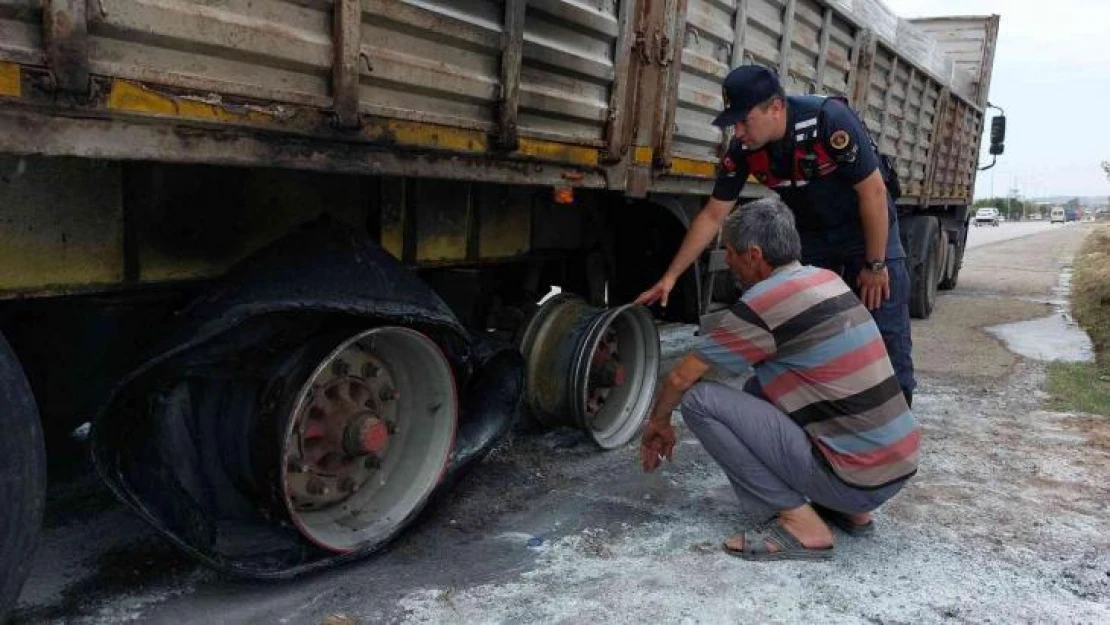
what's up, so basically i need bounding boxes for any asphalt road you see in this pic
[964,219,1079,249]
[11,224,1109,625]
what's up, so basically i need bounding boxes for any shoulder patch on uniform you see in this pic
[722,155,736,172]
[829,129,851,150]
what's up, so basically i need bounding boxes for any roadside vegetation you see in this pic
[1047,226,1110,415]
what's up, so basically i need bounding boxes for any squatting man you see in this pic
[640,197,919,560]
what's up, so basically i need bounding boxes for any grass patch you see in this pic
[1071,226,1110,366]
[1048,226,1110,416]
[1046,362,1110,416]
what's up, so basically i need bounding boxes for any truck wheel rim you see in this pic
[573,304,660,448]
[521,295,660,449]
[280,327,457,552]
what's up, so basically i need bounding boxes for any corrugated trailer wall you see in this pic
[910,15,1000,203]
[358,1,505,132]
[0,0,44,66]
[671,0,733,162]
[910,16,999,109]
[358,0,622,143]
[0,0,995,206]
[928,96,981,203]
[89,0,334,108]
[851,33,949,202]
[850,17,995,206]
[0,0,632,147]
[672,0,861,162]
[518,0,620,142]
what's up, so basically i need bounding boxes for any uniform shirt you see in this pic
[712,95,906,262]
[694,262,919,488]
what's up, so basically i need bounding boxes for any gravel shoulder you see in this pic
[13,225,1109,625]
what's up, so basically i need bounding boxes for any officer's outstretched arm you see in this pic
[665,197,733,279]
[634,196,734,307]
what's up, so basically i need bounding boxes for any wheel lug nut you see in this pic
[362,363,379,378]
[380,387,398,402]
[332,360,350,376]
[339,477,356,493]
[364,456,381,469]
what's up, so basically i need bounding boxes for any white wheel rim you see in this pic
[280,327,457,552]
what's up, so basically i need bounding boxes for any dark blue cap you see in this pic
[712,65,782,127]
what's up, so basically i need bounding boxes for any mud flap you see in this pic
[90,219,523,578]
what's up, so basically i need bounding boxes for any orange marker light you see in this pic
[553,186,575,205]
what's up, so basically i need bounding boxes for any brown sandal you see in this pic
[721,523,834,561]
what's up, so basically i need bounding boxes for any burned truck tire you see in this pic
[0,332,45,623]
[90,220,523,578]
[905,216,940,319]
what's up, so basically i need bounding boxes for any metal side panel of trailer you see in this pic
[0,1,998,203]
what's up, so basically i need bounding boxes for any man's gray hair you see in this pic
[723,197,802,267]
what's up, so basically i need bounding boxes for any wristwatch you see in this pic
[866,259,887,272]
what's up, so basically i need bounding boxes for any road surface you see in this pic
[964,220,1077,250]
[11,224,1109,625]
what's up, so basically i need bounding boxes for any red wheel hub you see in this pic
[344,414,390,457]
[286,356,400,511]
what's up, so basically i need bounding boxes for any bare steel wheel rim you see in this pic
[281,327,457,552]
[520,295,660,449]
[573,304,659,449]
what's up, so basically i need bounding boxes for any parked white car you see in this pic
[974,207,1000,227]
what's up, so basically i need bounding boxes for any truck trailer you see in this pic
[0,0,1002,615]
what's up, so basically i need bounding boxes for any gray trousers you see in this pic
[679,381,905,514]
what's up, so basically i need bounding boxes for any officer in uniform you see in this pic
[635,65,916,405]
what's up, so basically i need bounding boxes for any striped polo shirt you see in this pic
[694,262,918,488]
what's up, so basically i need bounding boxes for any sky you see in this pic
[883,0,1110,200]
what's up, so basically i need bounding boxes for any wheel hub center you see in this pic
[286,359,400,511]
[343,412,390,457]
